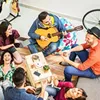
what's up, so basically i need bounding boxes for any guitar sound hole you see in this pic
[47,33,51,38]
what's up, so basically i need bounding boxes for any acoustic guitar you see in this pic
[35,25,83,49]
[11,0,20,14]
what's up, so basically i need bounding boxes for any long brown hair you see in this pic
[0,21,14,44]
[0,50,14,64]
[65,88,87,100]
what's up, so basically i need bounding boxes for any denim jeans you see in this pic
[28,38,59,56]
[0,80,12,100]
[64,44,97,81]
[46,85,60,96]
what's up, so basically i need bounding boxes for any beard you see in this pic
[86,41,93,45]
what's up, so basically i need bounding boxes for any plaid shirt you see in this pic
[0,64,15,83]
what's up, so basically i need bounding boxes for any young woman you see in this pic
[0,21,23,64]
[46,75,87,100]
[0,50,16,100]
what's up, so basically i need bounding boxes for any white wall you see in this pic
[19,0,100,20]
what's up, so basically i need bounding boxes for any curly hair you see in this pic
[0,50,14,64]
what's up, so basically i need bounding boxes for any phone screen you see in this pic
[34,71,41,76]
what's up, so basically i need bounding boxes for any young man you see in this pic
[28,11,67,57]
[61,27,100,81]
[5,67,47,100]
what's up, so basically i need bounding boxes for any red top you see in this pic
[54,82,74,100]
[0,30,20,46]
[78,40,100,75]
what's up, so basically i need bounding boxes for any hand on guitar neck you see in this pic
[66,25,83,33]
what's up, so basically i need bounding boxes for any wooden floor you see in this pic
[16,47,78,100]
[17,47,78,84]
[46,54,65,80]
[16,37,78,83]
[17,47,64,79]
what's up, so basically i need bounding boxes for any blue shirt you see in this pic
[5,86,43,100]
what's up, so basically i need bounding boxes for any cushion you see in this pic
[58,17,77,50]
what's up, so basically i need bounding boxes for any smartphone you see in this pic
[34,71,41,76]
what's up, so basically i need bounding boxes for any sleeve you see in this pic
[78,52,97,70]
[28,19,40,39]
[12,30,20,39]
[54,15,66,32]
[57,81,74,88]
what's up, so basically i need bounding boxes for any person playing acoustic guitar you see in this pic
[28,11,82,57]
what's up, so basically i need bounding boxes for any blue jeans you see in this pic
[28,38,59,56]
[64,44,97,81]
[46,85,60,96]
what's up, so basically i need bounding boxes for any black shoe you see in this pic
[59,62,69,66]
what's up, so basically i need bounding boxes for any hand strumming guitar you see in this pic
[40,36,48,41]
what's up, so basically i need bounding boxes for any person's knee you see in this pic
[9,50,22,64]
[28,44,34,50]
[46,86,58,96]
[28,44,38,53]
[49,44,57,52]
[71,44,78,48]
[15,58,23,64]
[64,66,73,74]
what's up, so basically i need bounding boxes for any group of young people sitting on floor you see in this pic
[0,50,87,100]
[0,10,100,100]
[28,11,100,81]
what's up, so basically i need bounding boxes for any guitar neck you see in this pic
[51,32,61,37]
[66,28,75,33]
[66,25,83,33]
[50,29,75,37]
[48,25,83,38]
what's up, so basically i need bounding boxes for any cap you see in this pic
[87,27,100,39]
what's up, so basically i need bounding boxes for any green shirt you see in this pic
[0,64,15,83]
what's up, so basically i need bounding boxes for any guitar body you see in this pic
[35,27,59,49]
[11,1,20,14]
